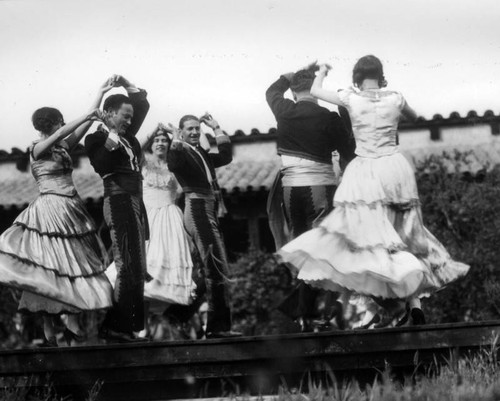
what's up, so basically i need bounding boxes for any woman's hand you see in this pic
[87,108,104,122]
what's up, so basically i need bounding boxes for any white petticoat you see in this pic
[278,152,469,299]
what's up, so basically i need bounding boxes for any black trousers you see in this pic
[278,185,336,320]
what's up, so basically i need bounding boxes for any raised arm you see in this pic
[401,99,418,123]
[65,76,116,150]
[310,64,343,106]
[32,109,102,160]
[200,113,232,167]
[166,123,187,173]
[115,76,150,137]
[265,73,295,117]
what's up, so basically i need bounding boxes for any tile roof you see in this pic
[1,109,500,209]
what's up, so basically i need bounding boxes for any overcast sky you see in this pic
[1,0,499,150]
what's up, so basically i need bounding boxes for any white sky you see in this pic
[1,0,499,150]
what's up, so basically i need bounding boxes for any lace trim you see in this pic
[0,250,107,279]
[334,198,420,210]
[12,222,97,239]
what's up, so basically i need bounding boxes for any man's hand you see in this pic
[200,112,220,131]
[99,76,118,94]
[318,63,332,76]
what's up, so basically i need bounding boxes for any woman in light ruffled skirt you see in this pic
[278,56,469,327]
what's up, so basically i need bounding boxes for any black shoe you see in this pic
[330,301,345,330]
[298,318,314,333]
[395,303,411,327]
[410,308,426,325]
[206,330,242,339]
[99,328,149,343]
[63,328,86,346]
[38,336,58,348]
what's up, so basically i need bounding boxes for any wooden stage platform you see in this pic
[0,320,499,400]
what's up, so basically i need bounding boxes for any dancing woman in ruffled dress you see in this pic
[0,78,116,346]
[277,56,469,325]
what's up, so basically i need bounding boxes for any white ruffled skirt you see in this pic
[278,152,469,299]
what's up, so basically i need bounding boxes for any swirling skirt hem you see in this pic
[0,252,113,311]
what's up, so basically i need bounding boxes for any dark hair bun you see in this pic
[31,107,63,134]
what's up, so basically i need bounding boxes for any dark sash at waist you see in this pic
[103,173,143,197]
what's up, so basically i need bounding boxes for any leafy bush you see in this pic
[228,250,297,335]
[415,151,500,323]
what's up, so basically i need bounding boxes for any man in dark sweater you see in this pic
[266,65,355,331]
[85,75,150,343]
[166,114,240,338]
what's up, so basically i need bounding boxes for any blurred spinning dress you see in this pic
[107,154,195,305]
[0,140,112,313]
[278,88,469,299]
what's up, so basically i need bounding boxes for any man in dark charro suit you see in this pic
[84,75,150,343]
[166,113,240,338]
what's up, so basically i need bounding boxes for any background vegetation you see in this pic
[0,151,499,345]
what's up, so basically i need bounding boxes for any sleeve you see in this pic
[337,89,352,108]
[397,92,407,111]
[209,136,233,168]
[166,139,187,173]
[84,132,116,174]
[28,141,38,159]
[127,90,150,137]
[265,76,295,117]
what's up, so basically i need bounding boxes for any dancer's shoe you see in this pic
[38,336,58,348]
[99,328,148,343]
[63,328,86,346]
[410,308,426,325]
[206,330,242,339]
[355,313,381,330]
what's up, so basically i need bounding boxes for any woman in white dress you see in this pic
[140,124,196,306]
[277,56,469,326]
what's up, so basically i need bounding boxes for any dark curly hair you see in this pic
[290,64,319,93]
[352,55,387,88]
[103,94,132,113]
[31,107,64,134]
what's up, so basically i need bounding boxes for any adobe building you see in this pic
[1,110,499,259]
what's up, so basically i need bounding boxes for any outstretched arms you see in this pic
[32,109,103,160]
[200,113,232,168]
[64,76,116,150]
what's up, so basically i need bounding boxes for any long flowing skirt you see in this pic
[0,193,113,313]
[106,203,195,305]
[278,153,469,299]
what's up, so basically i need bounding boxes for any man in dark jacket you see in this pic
[266,64,355,331]
[85,75,150,343]
[167,113,240,338]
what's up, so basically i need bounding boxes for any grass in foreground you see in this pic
[275,338,500,401]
